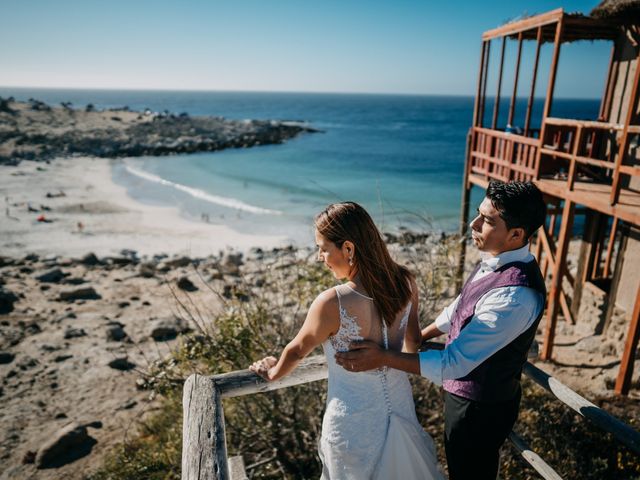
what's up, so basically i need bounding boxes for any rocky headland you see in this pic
[0,97,318,165]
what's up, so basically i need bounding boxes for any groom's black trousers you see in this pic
[444,387,521,480]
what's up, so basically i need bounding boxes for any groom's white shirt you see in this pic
[419,243,544,386]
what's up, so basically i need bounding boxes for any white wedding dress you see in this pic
[318,284,444,479]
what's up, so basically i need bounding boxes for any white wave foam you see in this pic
[124,164,282,215]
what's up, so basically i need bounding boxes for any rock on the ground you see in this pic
[149,316,191,341]
[106,324,127,341]
[164,256,192,269]
[0,351,15,364]
[64,327,87,339]
[177,276,198,292]
[138,262,156,278]
[35,268,67,283]
[108,357,136,371]
[0,288,19,314]
[58,287,101,301]
[78,252,100,266]
[35,422,98,469]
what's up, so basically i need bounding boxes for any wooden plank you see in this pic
[567,126,583,191]
[475,126,540,146]
[544,117,624,130]
[542,19,564,122]
[559,290,574,324]
[524,362,640,453]
[482,8,563,41]
[525,26,543,137]
[470,152,535,175]
[615,282,640,395]
[620,165,640,176]
[600,45,617,121]
[213,355,328,399]
[182,376,229,480]
[603,217,619,278]
[533,179,640,227]
[457,132,473,291]
[542,200,574,360]
[492,37,507,130]
[571,210,597,319]
[228,456,248,480]
[479,41,491,128]
[508,432,564,480]
[473,41,487,128]
[508,33,524,127]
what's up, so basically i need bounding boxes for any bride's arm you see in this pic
[250,289,340,382]
[402,276,421,353]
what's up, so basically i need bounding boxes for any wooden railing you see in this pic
[467,119,640,208]
[470,127,540,182]
[182,355,640,480]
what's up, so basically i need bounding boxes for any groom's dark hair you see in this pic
[486,180,546,239]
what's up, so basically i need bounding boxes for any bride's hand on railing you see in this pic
[249,356,278,381]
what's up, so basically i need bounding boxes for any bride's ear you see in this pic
[342,241,355,261]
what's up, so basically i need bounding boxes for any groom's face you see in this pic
[470,197,512,256]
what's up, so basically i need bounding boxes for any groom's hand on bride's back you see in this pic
[335,340,385,372]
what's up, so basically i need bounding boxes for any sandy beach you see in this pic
[1,156,290,258]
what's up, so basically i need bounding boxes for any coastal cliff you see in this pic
[0,97,317,165]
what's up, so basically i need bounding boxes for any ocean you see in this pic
[0,88,600,244]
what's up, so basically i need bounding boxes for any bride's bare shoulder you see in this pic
[310,287,340,314]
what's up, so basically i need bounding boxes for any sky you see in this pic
[0,0,613,98]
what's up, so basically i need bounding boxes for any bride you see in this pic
[250,201,443,479]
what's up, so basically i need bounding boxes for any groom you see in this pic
[336,180,547,480]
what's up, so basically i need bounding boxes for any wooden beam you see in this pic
[482,8,564,41]
[492,37,507,130]
[542,18,564,121]
[571,210,597,320]
[604,225,628,334]
[603,217,619,278]
[525,27,543,137]
[524,362,640,453]
[213,355,328,399]
[567,125,583,191]
[182,376,229,480]
[473,41,488,128]
[457,132,474,291]
[542,200,575,360]
[615,281,640,395]
[508,33,524,127]
[611,49,640,205]
[600,44,617,121]
[479,41,491,128]
[508,432,564,480]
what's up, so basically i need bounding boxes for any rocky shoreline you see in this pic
[0,97,318,165]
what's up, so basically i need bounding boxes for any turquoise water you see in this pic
[1,88,600,243]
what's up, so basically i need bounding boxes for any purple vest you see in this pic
[443,260,546,402]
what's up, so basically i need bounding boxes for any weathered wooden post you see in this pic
[183,375,229,480]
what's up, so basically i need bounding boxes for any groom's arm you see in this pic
[335,341,421,375]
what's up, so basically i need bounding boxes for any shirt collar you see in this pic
[479,243,533,272]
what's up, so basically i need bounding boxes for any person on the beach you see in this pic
[336,181,547,480]
[250,201,444,479]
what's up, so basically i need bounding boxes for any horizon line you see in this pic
[0,85,602,102]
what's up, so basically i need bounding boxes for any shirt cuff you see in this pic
[419,350,443,386]
[434,311,450,333]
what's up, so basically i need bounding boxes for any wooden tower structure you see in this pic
[458,3,640,394]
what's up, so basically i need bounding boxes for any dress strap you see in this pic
[381,318,389,350]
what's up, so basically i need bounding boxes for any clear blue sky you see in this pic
[0,0,611,97]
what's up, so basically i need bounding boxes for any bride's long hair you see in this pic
[315,201,413,326]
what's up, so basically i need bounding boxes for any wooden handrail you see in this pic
[182,355,640,479]
[523,362,640,455]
